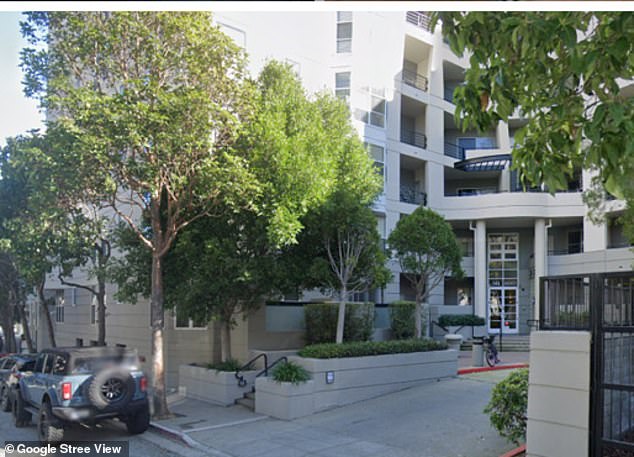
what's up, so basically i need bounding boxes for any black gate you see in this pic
[541,272,634,456]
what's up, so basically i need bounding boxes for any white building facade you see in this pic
[41,10,634,386]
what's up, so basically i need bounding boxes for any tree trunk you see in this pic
[220,320,232,362]
[0,309,16,353]
[150,251,170,418]
[16,303,35,352]
[415,290,423,339]
[335,287,347,344]
[211,320,222,365]
[96,275,106,346]
[37,279,56,348]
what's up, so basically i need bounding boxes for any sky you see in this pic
[0,12,44,147]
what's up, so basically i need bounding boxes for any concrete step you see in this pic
[235,396,255,411]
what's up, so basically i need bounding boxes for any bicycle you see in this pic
[483,335,501,367]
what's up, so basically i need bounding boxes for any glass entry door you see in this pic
[488,234,519,334]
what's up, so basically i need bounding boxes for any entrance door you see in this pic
[488,234,519,334]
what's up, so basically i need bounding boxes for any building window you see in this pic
[90,296,99,325]
[458,237,474,257]
[568,230,583,254]
[336,12,352,53]
[457,137,497,150]
[356,88,386,128]
[174,309,207,330]
[335,71,351,99]
[366,142,385,190]
[55,290,64,324]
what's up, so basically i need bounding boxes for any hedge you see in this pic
[438,314,486,327]
[389,300,417,339]
[271,361,311,384]
[298,338,448,359]
[304,302,374,345]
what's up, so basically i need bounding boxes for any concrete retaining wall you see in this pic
[255,378,315,420]
[526,331,591,457]
[178,364,256,406]
[291,349,458,412]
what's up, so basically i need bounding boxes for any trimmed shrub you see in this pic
[389,300,416,340]
[298,338,448,359]
[484,368,529,445]
[207,358,242,372]
[438,314,486,328]
[271,361,311,384]
[304,302,374,345]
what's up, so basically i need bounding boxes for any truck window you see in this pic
[34,354,46,373]
[43,354,54,374]
[52,355,68,375]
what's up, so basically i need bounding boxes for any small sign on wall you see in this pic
[326,371,335,384]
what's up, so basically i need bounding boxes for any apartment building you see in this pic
[40,11,634,387]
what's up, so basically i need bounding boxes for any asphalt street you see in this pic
[0,409,189,457]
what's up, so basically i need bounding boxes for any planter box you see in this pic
[178,364,257,406]
[292,349,457,412]
[255,377,315,420]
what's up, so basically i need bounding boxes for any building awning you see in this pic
[454,154,512,172]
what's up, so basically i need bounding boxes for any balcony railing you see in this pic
[400,186,427,206]
[607,240,634,249]
[402,69,429,92]
[400,129,427,149]
[444,142,466,160]
[406,12,433,32]
[444,87,455,103]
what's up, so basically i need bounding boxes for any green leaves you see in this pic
[484,369,529,445]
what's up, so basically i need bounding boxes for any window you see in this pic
[55,290,64,324]
[458,237,474,257]
[356,88,386,128]
[52,355,68,375]
[44,353,54,374]
[90,296,99,325]
[377,215,386,251]
[174,309,207,330]
[335,72,351,99]
[336,12,352,53]
[366,143,385,191]
[568,230,583,254]
[458,137,496,150]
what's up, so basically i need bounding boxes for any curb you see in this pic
[149,422,234,457]
[499,444,526,457]
[458,363,529,375]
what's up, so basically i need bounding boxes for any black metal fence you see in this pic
[541,272,634,456]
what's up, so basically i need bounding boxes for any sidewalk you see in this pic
[150,371,523,457]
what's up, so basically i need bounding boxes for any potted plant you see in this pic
[437,314,486,350]
[255,361,314,420]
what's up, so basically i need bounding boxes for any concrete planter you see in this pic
[293,349,457,412]
[444,333,463,350]
[178,364,257,406]
[255,377,315,420]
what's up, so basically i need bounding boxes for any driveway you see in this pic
[159,370,519,457]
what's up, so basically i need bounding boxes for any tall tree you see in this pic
[21,12,257,418]
[287,138,390,344]
[111,61,368,359]
[387,207,463,339]
[437,12,634,237]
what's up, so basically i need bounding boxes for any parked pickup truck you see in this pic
[12,346,150,443]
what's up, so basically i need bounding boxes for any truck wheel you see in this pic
[88,368,134,409]
[0,384,11,412]
[125,404,150,435]
[38,401,64,443]
[12,390,31,427]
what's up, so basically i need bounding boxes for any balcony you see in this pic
[400,129,427,149]
[402,69,429,92]
[406,12,433,32]
[444,142,466,160]
[400,185,427,206]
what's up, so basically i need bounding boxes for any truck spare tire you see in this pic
[87,368,134,409]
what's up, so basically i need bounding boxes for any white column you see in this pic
[473,220,487,319]
[533,218,547,322]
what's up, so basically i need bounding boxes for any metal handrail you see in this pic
[402,69,429,92]
[235,353,268,387]
[256,356,288,378]
[400,129,427,149]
